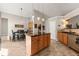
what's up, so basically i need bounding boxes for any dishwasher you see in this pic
[68,34,79,52]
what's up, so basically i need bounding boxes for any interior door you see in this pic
[1,18,8,36]
[49,21,57,40]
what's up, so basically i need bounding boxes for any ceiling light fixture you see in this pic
[42,18,45,22]
[20,8,23,17]
[37,4,40,21]
[32,16,35,22]
[37,17,40,21]
[42,4,45,22]
[32,3,35,21]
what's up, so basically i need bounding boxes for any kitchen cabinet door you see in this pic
[31,36,38,55]
[63,33,68,46]
[57,32,63,43]
[47,34,50,46]
[38,35,44,51]
[43,35,48,48]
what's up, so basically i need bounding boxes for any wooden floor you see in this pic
[1,38,78,56]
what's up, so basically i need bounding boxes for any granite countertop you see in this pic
[58,30,79,36]
[26,33,50,37]
[68,32,79,36]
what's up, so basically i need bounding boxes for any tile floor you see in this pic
[1,39,78,56]
[36,40,78,56]
[1,40,26,56]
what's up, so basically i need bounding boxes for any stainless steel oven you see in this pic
[68,34,79,52]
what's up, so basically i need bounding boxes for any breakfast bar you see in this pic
[26,33,50,56]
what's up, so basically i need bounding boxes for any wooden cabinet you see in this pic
[43,34,48,48]
[26,33,50,56]
[38,35,44,51]
[31,36,38,55]
[57,32,68,46]
[43,34,50,47]
[63,33,68,46]
[57,32,63,43]
[47,34,50,46]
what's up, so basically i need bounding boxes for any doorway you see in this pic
[1,18,8,36]
[0,18,8,56]
[49,21,57,41]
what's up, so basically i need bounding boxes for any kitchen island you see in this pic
[26,33,50,56]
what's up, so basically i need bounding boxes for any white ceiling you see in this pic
[0,3,79,17]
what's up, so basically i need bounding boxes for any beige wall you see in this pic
[0,12,1,36]
[68,15,79,28]
[1,12,29,40]
[33,10,48,25]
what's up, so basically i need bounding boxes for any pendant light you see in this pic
[32,3,35,21]
[20,8,23,17]
[37,4,40,21]
[32,16,34,21]
[42,18,45,22]
[42,4,45,22]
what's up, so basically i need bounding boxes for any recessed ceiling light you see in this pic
[42,18,45,21]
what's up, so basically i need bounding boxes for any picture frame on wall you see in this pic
[15,24,24,28]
